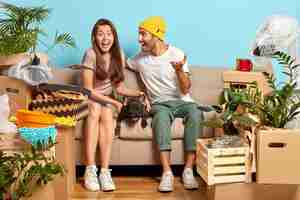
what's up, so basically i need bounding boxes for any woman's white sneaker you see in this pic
[99,168,116,192]
[84,165,100,191]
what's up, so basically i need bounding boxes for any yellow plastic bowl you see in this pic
[16,109,56,128]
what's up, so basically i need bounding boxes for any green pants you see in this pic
[151,100,203,152]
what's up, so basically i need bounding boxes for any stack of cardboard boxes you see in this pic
[195,71,300,200]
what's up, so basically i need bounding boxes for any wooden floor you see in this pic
[72,176,300,200]
[72,176,208,200]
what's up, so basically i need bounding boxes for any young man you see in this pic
[128,16,203,192]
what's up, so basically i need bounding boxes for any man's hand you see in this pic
[170,55,187,71]
[114,101,123,113]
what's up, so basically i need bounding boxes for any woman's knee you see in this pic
[88,102,102,119]
[100,106,114,124]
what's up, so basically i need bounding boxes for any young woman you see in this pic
[82,18,144,192]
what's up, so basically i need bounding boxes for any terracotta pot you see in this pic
[0,52,48,68]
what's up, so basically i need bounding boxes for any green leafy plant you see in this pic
[203,51,300,134]
[0,3,76,56]
[259,51,300,128]
[0,140,65,200]
[202,83,261,135]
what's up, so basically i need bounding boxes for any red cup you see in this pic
[236,59,253,71]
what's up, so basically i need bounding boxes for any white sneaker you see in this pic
[84,165,100,191]
[158,171,174,192]
[99,168,116,191]
[182,168,199,190]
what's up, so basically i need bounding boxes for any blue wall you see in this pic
[5,0,298,71]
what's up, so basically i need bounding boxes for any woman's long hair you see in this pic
[91,18,124,84]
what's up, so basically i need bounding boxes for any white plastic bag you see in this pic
[8,55,53,86]
[0,94,17,134]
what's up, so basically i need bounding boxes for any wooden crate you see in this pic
[222,71,271,95]
[196,138,250,185]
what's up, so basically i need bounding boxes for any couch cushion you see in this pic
[119,111,216,140]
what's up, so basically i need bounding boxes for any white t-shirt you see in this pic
[128,45,194,104]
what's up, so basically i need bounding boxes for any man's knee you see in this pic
[185,104,202,122]
[152,111,173,123]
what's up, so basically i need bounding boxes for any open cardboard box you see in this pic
[0,76,32,116]
[0,133,55,200]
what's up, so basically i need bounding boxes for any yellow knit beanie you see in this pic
[139,16,167,40]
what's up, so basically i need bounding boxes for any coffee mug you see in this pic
[236,59,253,72]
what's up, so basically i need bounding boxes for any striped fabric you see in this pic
[29,87,89,120]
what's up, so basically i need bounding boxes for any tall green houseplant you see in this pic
[259,51,300,128]
[0,3,75,56]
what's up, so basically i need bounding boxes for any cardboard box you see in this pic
[0,133,55,200]
[210,183,300,200]
[0,76,32,116]
[257,129,300,184]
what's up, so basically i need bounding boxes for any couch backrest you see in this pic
[122,66,229,105]
[51,66,229,105]
[189,66,228,105]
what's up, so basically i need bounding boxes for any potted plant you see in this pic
[0,3,75,66]
[0,136,65,200]
[258,52,300,128]
[254,51,300,184]
[203,51,300,184]
[201,83,261,136]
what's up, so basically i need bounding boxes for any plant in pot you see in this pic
[0,135,65,200]
[202,83,261,136]
[0,3,76,66]
[258,51,300,128]
[252,51,300,184]
[203,51,300,184]
[203,51,300,133]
